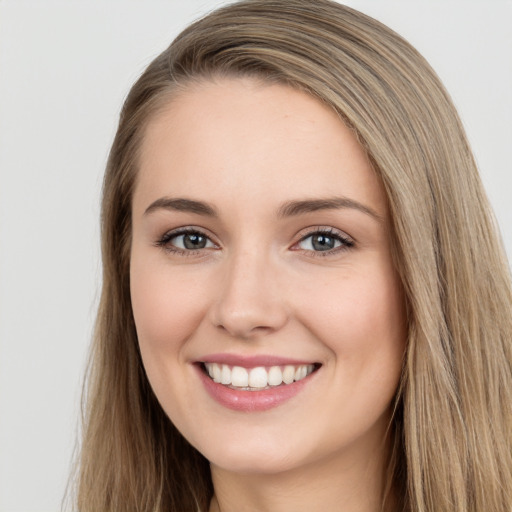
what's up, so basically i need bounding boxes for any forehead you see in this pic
[134,78,388,219]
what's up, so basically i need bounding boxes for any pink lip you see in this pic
[199,353,315,368]
[194,357,319,412]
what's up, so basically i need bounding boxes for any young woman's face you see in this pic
[130,78,406,476]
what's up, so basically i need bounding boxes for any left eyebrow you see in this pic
[277,197,382,222]
[143,197,218,217]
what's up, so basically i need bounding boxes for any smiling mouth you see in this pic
[201,362,321,391]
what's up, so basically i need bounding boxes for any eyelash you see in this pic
[293,227,354,257]
[155,227,355,257]
[155,228,218,257]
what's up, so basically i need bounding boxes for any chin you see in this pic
[210,451,300,476]
[196,432,305,475]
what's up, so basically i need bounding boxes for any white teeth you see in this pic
[212,364,222,383]
[204,362,317,389]
[221,364,231,385]
[282,365,295,384]
[231,366,249,387]
[248,367,268,388]
[295,365,307,381]
[268,366,283,386]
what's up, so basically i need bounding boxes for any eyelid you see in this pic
[155,226,220,255]
[291,226,355,255]
[154,225,354,258]
[294,225,354,243]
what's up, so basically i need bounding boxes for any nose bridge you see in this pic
[211,243,288,338]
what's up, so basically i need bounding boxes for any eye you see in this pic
[156,228,217,254]
[295,229,354,254]
[172,232,214,250]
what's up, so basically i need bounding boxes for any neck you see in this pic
[209,436,394,512]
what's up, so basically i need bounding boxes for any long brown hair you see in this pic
[74,1,512,510]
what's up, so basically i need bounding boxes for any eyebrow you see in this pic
[143,196,381,221]
[277,197,382,221]
[144,197,218,217]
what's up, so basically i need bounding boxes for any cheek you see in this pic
[129,256,210,363]
[298,265,406,376]
[129,256,214,426]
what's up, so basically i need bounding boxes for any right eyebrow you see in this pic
[143,197,218,217]
[277,197,382,222]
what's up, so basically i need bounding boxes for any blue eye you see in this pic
[297,230,354,253]
[172,232,214,250]
[156,229,216,253]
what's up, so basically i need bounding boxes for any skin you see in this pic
[130,78,406,512]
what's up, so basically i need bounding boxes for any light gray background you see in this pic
[0,1,510,511]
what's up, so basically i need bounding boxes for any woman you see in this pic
[75,1,512,511]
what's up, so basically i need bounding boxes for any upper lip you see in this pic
[197,353,320,368]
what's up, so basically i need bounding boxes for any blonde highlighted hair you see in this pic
[74,1,512,511]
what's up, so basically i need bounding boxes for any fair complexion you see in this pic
[130,78,406,512]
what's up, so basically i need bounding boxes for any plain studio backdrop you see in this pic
[0,1,510,511]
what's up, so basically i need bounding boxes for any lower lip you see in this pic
[196,365,316,412]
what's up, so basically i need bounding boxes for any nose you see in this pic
[209,249,289,339]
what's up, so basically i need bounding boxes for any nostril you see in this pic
[213,318,284,340]
[209,273,289,339]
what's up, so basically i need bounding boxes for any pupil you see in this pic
[184,233,206,249]
[312,234,334,251]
